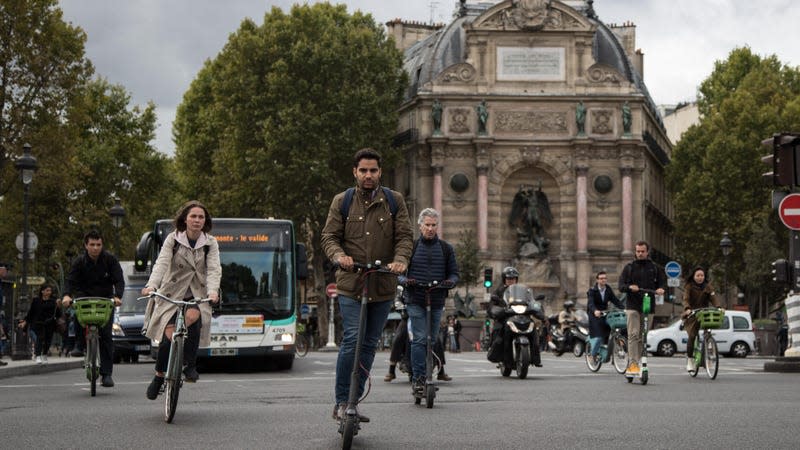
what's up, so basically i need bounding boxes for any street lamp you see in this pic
[13,143,37,360]
[108,198,125,257]
[720,231,733,309]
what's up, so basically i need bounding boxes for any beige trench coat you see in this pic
[143,231,221,347]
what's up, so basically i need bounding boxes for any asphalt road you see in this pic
[0,351,796,449]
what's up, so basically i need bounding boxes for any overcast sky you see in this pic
[58,0,800,156]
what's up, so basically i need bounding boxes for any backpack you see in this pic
[340,186,398,220]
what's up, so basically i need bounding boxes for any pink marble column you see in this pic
[576,166,588,253]
[478,167,488,251]
[433,166,443,237]
[621,167,633,254]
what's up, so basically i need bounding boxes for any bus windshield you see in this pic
[154,219,296,320]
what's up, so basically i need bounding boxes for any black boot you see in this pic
[183,319,201,382]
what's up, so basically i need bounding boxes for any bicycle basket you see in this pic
[696,309,723,329]
[605,310,627,329]
[74,298,114,327]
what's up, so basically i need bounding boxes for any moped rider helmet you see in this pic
[563,300,575,310]
[501,266,520,282]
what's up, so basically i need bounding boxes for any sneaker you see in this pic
[412,378,424,397]
[437,372,452,381]
[183,366,200,383]
[35,356,42,364]
[101,375,115,387]
[625,361,641,376]
[686,358,696,372]
[70,349,85,357]
[146,376,164,400]
[384,372,396,382]
[332,403,370,423]
[0,360,7,366]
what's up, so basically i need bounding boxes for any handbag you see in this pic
[55,307,67,334]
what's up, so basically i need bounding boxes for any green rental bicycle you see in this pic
[139,292,212,423]
[73,297,114,397]
[687,307,723,380]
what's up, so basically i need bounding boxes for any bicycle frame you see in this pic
[687,308,721,380]
[73,297,114,397]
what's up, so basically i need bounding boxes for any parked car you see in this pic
[647,310,755,358]
[112,277,149,363]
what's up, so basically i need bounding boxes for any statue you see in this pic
[454,291,476,318]
[432,99,443,135]
[509,181,553,255]
[622,101,632,135]
[575,101,586,135]
[476,100,488,135]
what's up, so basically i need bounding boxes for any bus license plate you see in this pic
[134,345,150,352]
[209,348,238,356]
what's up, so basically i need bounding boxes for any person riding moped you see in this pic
[557,300,578,350]
[488,266,543,367]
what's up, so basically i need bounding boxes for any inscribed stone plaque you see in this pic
[497,47,565,81]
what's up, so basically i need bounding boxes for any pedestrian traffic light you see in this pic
[762,133,800,186]
[483,267,493,289]
[772,259,791,285]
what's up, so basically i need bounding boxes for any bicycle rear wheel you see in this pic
[611,334,628,375]
[164,336,184,423]
[295,335,308,357]
[704,336,719,380]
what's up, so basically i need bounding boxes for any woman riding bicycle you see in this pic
[142,200,221,399]
[681,266,720,372]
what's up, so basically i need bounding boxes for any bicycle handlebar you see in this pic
[333,260,395,274]
[403,279,454,290]
[137,291,214,306]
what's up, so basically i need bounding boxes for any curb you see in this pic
[0,361,84,380]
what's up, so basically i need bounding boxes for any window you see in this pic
[732,316,750,331]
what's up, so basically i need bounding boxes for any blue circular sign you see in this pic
[665,261,681,279]
[300,304,310,315]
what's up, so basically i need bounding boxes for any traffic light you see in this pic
[762,133,800,186]
[772,259,791,285]
[483,267,493,289]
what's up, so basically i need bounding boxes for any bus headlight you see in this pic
[112,323,125,336]
[278,333,293,343]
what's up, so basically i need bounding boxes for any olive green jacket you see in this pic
[321,186,413,301]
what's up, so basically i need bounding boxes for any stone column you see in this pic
[620,167,633,255]
[428,137,448,238]
[576,165,589,254]
[474,138,493,251]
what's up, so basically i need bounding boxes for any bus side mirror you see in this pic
[295,243,309,280]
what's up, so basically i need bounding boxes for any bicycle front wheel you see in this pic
[295,335,308,357]
[586,340,601,372]
[88,330,99,397]
[705,336,719,380]
[164,335,184,423]
[611,334,628,375]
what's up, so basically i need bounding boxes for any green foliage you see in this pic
[0,1,176,270]
[666,47,800,295]
[454,229,480,295]
[173,3,408,247]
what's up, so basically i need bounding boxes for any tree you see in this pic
[0,0,92,185]
[665,47,800,302]
[173,3,408,341]
[455,229,480,297]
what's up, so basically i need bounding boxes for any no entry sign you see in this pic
[779,193,800,230]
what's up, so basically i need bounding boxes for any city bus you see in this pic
[134,218,308,369]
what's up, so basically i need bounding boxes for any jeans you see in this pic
[406,303,443,381]
[335,296,392,405]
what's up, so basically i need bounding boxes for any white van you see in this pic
[646,310,755,358]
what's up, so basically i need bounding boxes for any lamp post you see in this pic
[109,198,125,257]
[720,231,733,309]
[13,143,37,360]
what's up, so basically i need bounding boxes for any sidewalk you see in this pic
[0,355,84,380]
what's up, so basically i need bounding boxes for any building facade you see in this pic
[388,0,673,308]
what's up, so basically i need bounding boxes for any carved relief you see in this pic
[445,147,473,159]
[437,63,477,84]
[495,111,567,133]
[586,63,623,84]
[591,110,613,135]
[449,108,471,134]
[510,0,552,31]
